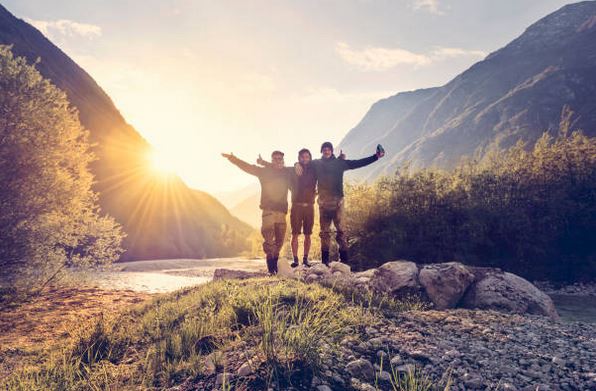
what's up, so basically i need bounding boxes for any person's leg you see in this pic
[302,204,314,266]
[290,234,299,267]
[273,212,287,274]
[303,234,311,266]
[319,206,332,266]
[289,206,300,266]
[333,199,349,263]
[261,211,276,274]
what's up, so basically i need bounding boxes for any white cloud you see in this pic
[336,42,486,71]
[411,0,444,15]
[336,42,431,71]
[430,47,487,60]
[25,18,102,39]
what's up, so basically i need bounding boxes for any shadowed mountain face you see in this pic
[339,1,596,181]
[0,4,252,260]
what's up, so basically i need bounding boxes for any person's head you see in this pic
[320,141,333,158]
[271,150,285,169]
[298,148,312,165]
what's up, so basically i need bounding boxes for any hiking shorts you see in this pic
[290,203,315,235]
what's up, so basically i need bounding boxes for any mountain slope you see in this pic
[0,4,252,260]
[339,1,596,180]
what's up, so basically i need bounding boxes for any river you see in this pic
[85,258,595,323]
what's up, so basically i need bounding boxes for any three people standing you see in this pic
[223,141,384,274]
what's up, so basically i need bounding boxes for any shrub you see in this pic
[345,131,596,282]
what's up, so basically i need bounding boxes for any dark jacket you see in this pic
[291,163,317,204]
[312,154,378,200]
[229,156,292,213]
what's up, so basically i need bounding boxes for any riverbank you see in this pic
[2,278,594,390]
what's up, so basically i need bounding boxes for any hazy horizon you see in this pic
[2,0,572,193]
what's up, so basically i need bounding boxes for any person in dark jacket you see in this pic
[222,150,292,274]
[257,148,316,268]
[297,141,384,265]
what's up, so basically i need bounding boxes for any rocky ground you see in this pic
[178,307,595,391]
[534,281,596,297]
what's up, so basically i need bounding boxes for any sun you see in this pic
[148,148,178,175]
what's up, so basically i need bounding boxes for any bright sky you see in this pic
[4,0,570,193]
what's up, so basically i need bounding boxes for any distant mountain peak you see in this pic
[339,1,596,181]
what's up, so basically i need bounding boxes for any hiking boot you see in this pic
[290,259,299,268]
[266,256,277,275]
[321,250,330,266]
[272,256,279,274]
[302,258,311,268]
[339,249,349,263]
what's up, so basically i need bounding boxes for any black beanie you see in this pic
[320,141,333,153]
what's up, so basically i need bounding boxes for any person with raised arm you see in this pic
[222,151,292,275]
[298,142,385,266]
[258,149,316,268]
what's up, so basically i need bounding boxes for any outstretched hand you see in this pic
[256,154,266,166]
[221,152,235,160]
[376,150,385,158]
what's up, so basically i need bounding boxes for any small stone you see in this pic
[396,364,415,374]
[316,385,332,391]
[237,361,254,377]
[215,372,232,387]
[389,355,403,366]
[379,371,392,382]
[346,359,375,381]
[551,355,566,367]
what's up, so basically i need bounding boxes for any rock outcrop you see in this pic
[461,271,559,319]
[304,261,557,319]
[418,262,476,310]
[213,259,559,319]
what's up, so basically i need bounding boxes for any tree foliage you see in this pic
[0,46,124,291]
[345,131,596,282]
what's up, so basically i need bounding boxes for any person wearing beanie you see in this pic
[222,150,292,275]
[296,141,385,266]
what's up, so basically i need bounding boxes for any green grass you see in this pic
[2,278,386,390]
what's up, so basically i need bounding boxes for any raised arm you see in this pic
[256,154,273,167]
[222,153,261,176]
[344,147,385,170]
[344,154,378,170]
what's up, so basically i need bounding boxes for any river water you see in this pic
[85,258,595,323]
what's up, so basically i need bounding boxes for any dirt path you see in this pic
[0,286,152,377]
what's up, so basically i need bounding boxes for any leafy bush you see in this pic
[0,46,124,293]
[345,131,596,282]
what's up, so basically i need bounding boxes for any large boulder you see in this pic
[368,260,420,296]
[461,272,559,320]
[419,262,476,309]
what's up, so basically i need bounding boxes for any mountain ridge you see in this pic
[339,1,596,181]
[0,4,252,260]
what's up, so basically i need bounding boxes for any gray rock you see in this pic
[396,364,415,374]
[330,261,351,274]
[369,260,420,295]
[237,360,254,376]
[462,272,559,319]
[378,370,392,382]
[316,385,332,391]
[346,358,375,381]
[215,372,232,387]
[310,263,331,276]
[305,273,321,283]
[418,262,475,309]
